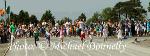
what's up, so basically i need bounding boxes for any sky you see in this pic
[0,0,149,20]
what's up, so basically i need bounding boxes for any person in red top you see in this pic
[80,30,85,44]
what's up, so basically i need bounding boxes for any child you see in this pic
[33,27,39,46]
[96,25,100,37]
[80,30,85,44]
[117,28,123,41]
[16,27,20,39]
[103,26,108,42]
[89,27,93,43]
[45,29,51,47]
[59,26,64,45]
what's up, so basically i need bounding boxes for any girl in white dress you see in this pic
[117,28,123,41]
[102,25,108,42]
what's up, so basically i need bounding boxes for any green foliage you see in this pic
[30,15,38,24]
[17,10,31,25]
[57,17,72,25]
[101,7,114,21]
[18,10,25,24]
[148,2,150,12]
[86,12,100,25]
[86,18,93,25]
[113,0,147,20]
[78,13,86,21]
[91,12,100,22]
[64,17,72,22]
[6,6,10,14]
[41,10,55,26]
[10,10,38,25]
[8,0,148,25]
[5,6,11,24]
[87,0,147,24]
[24,12,30,25]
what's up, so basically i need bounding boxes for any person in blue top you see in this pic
[45,27,51,47]
[147,20,150,35]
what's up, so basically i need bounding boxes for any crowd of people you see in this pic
[0,18,150,46]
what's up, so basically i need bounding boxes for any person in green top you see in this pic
[10,22,15,33]
[33,27,40,46]
[96,24,100,37]
[10,22,16,45]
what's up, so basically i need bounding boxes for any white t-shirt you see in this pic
[117,29,123,38]
[78,21,84,29]
[42,22,46,26]
[29,24,33,27]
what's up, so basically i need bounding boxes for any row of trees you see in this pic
[8,0,150,26]
[9,10,55,26]
[86,0,148,25]
[56,13,86,26]
[10,10,38,25]
[56,17,72,25]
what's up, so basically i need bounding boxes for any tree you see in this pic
[56,19,65,26]
[18,10,30,25]
[10,12,19,25]
[113,0,147,20]
[86,12,100,25]
[10,11,38,25]
[78,13,86,21]
[6,6,10,24]
[6,6,10,14]
[41,10,55,26]
[10,10,31,25]
[24,12,30,25]
[29,15,38,24]
[57,17,72,25]
[64,17,72,22]
[148,2,150,12]
[18,10,25,24]
[86,18,93,25]
[101,7,116,21]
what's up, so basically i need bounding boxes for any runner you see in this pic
[10,22,16,45]
[80,30,85,44]
[16,27,20,39]
[117,27,123,41]
[89,27,93,43]
[33,27,39,46]
[103,25,108,42]
[96,23,100,37]
[45,27,51,47]
[99,23,103,37]
[59,25,64,45]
